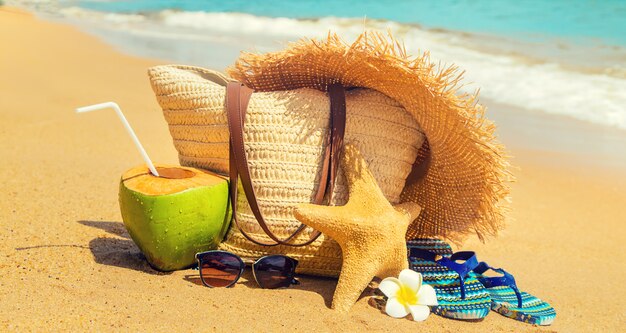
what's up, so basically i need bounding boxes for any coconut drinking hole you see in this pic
[155,167,196,179]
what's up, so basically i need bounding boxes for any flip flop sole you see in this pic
[487,286,556,325]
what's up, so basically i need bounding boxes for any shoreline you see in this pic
[30,5,626,168]
[2,8,625,332]
[13,1,626,132]
[488,100,626,170]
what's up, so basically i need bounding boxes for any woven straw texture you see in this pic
[227,32,513,244]
[148,64,425,276]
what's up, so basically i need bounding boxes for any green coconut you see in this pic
[119,164,231,271]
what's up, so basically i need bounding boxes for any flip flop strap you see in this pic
[474,262,523,308]
[436,251,479,299]
[408,248,478,299]
[408,247,437,262]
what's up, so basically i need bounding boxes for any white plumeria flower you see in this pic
[378,269,438,321]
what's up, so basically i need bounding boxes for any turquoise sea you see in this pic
[11,0,626,131]
[75,0,626,47]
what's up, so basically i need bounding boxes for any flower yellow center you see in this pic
[395,284,417,306]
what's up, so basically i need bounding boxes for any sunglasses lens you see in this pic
[254,256,297,289]
[198,252,242,288]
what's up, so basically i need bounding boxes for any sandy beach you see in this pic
[1,8,625,332]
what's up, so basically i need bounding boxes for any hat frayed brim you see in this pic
[227,31,514,243]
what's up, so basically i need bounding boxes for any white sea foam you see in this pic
[397,29,626,130]
[42,6,626,130]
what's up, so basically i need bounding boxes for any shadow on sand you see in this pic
[183,266,338,308]
[78,220,131,239]
[78,220,170,275]
[79,220,358,308]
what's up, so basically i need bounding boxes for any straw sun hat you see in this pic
[148,31,512,277]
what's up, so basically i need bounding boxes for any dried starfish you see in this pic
[294,144,421,313]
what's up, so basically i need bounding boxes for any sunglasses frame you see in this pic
[195,250,299,289]
[251,254,300,289]
[195,250,245,288]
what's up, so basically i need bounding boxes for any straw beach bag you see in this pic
[149,31,512,277]
[149,65,425,276]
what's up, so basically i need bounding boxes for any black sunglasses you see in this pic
[194,250,300,289]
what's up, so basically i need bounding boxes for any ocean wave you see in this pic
[40,6,626,130]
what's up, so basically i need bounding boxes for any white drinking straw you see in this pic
[75,102,160,177]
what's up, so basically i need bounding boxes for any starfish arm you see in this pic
[331,248,381,313]
[341,145,394,209]
[293,203,347,238]
[393,202,422,223]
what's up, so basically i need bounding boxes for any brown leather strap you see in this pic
[226,82,346,247]
[326,83,346,198]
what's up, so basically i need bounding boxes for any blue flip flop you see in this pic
[473,262,556,325]
[407,239,492,320]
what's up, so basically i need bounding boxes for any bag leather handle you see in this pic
[226,82,346,247]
